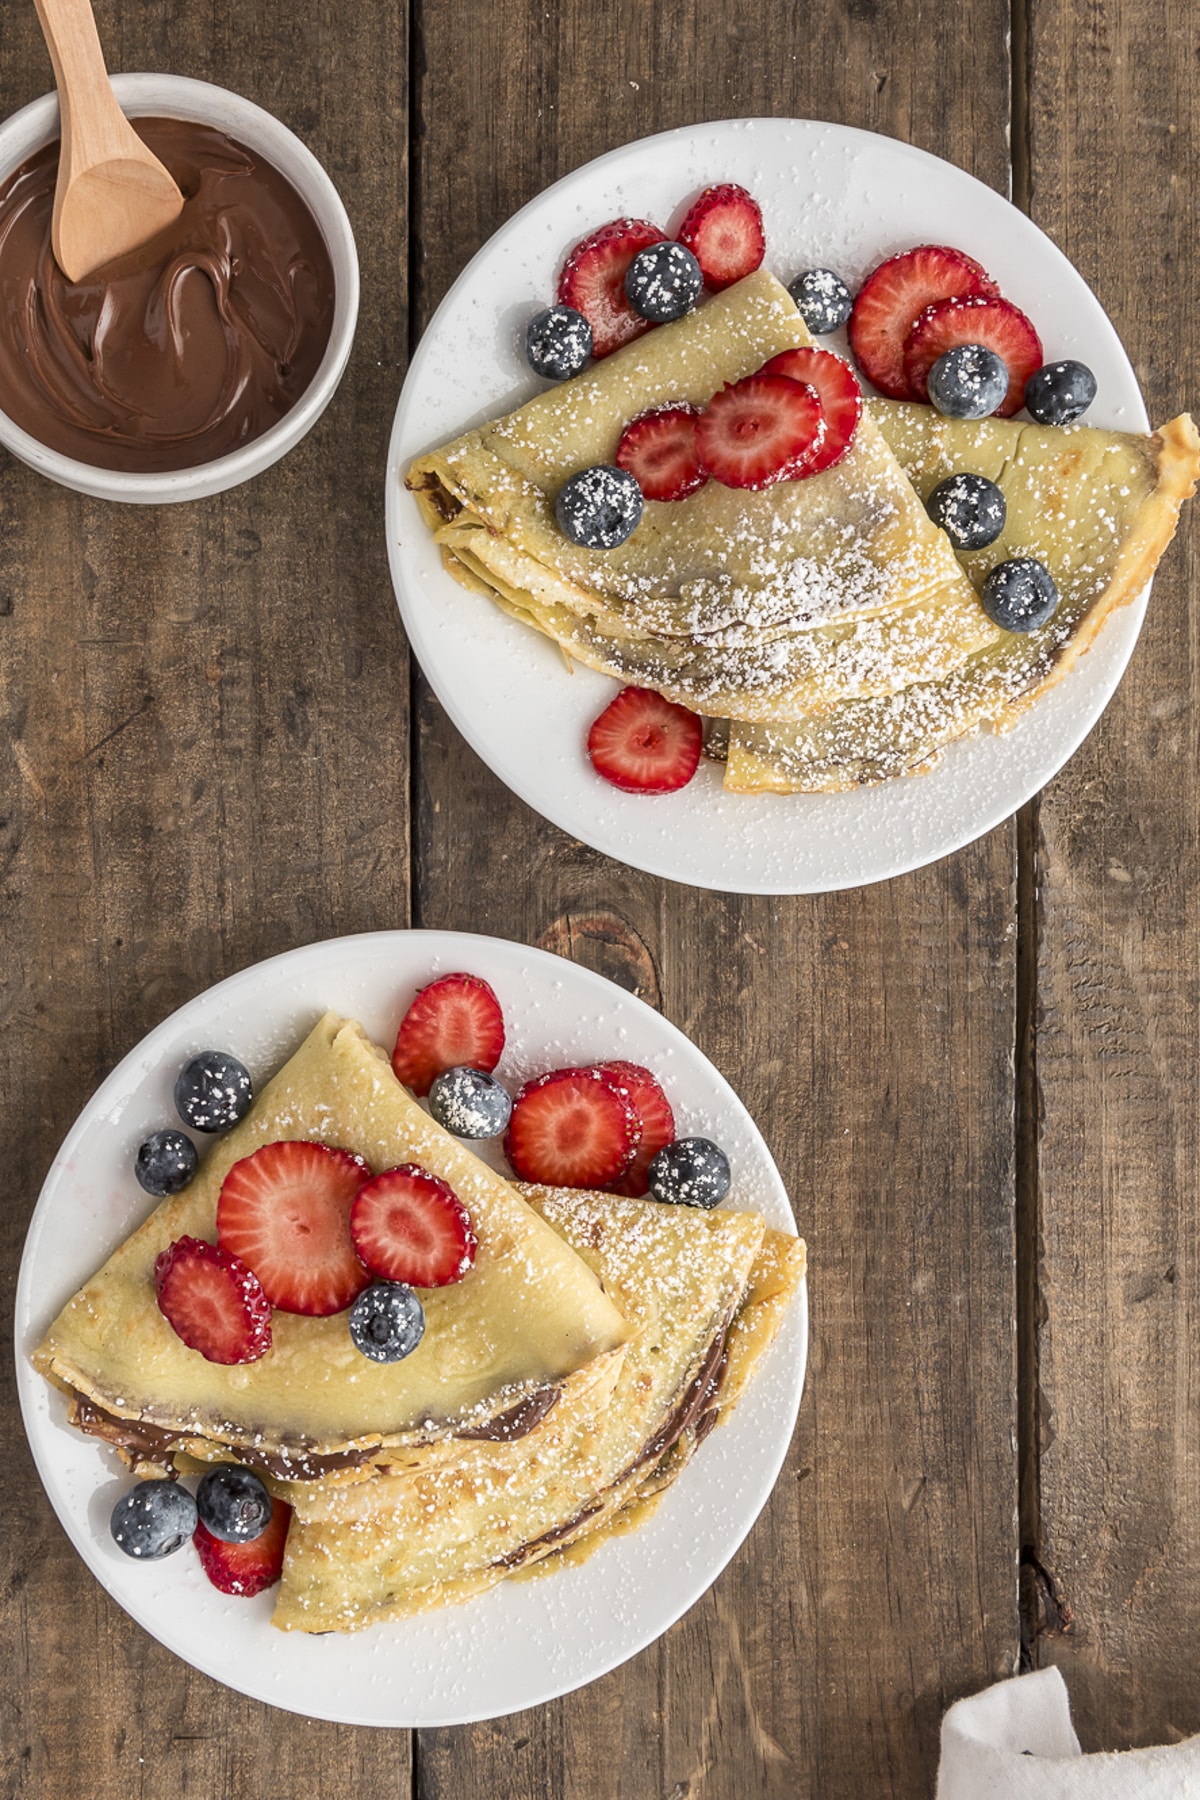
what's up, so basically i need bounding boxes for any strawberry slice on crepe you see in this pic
[351,1166,477,1288]
[695,372,825,490]
[217,1140,371,1317]
[762,347,863,474]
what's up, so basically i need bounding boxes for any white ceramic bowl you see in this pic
[0,73,359,503]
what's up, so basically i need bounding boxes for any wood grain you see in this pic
[10,0,1192,1789]
[409,3,1018,1794]
[0,0,414,1791]
[1023,0,1200,1751]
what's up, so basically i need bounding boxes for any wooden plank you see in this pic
[408,3,1018,1793]
[1024,0,1200,1751]
[0,1,414,1791]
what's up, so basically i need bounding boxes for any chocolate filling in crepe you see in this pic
[34,1015,630,1481]
[271,1187,805,1632]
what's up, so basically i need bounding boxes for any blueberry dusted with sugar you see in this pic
[350,1282,426,1364]
[174,1050,253,1133]
[647,1137,731,1210]
[788,267,853,335]
[196,1464,273,1544]
[1024,359,1097,426]
[624,241,703,322]
[110,1479,198,1560]
[429,1065,512,1139]
[927,342,1009,419]
[525,304,593,380]
[926,472,1007,551]
[135,1128,198,1197]
[981,557,1059,633]
[555,464,643,548]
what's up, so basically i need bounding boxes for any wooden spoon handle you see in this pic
[32,0,129,170]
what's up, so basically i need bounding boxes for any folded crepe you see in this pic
[34,1014,630,1482]
[407,270,997,720]
[273,1186,805,1632]
[725,404,1200,792]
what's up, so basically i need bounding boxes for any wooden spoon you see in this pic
[32,0,184,281]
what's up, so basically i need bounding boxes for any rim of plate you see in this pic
[15,929,807,1726]
[386,116,1150,895]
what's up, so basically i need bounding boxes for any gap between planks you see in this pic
[398,0,1045,1774]
[1010,0,1047,1675]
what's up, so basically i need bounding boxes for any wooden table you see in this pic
[2,0,1197,1793]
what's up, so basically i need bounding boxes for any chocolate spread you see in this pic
[71,1382,562,1480]
[491,1315,734,1571]
[456,1386,559,1442]
[71,1397,374,1480]
[624,1314,732,1479]
[0,116,335,472]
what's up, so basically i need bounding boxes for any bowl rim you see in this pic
[0,71,360,502]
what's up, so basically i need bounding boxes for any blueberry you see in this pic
[647,1137,731,1210]
[981,558,1059,633]
[1024,359,1097,425]
[429,1066,512,1139]
[624,241,703,323]
[350,1282,426,1363]
[525,305,593,380]
[926,473,1007,552]
[927,343,1009,419]
[787,268,853,334]
[110,1479,198,1560]
[174,1051,253,1134]
[134,1128,198,1197]
[195,1465,272,1543]
[555,465,643,549]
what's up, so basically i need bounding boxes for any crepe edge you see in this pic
[31,1009,633,1466]
[270,1216,804,1632]
[722,412,1200,793]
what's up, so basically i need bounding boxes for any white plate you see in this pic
[15,930,805,1727]
[386,117,1150,894]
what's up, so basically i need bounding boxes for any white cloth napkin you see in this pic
[937,1668,1200,1798]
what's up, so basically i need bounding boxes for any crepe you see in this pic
[272,1187,805,1632]
[532,1222,807,1570]
[725,405,1200,791]
[407,270,996,719]
[34,1014,630,1480]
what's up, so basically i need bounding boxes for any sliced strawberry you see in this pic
[596,1061,676,1197]
[903,294,1044,417]
[350,1166,477,1288]
[848,245,999,399]
[195,1494,291,1597]
[586,685,703,794]
[677,184,765,292]
[695,373,825,491]
[216,1141,371,1317]
[761,347,863,475]
[615,405,707,503]
[557,218,666,358]
[153,1235,273,1365]
[506,1066,640,1187]
[392,973,506,1097]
